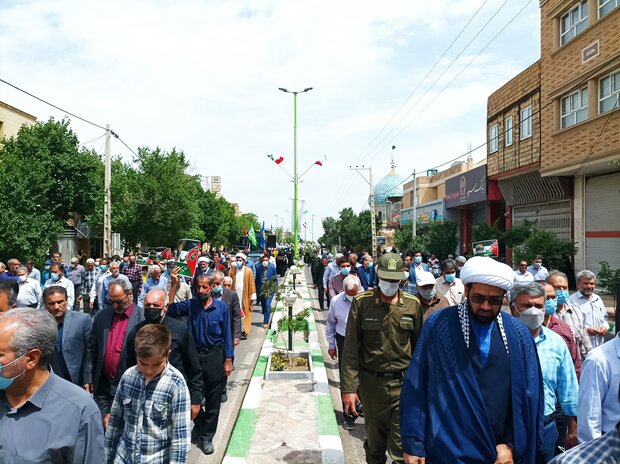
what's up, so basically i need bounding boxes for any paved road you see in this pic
[188,303,268,463]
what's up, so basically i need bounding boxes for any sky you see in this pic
[0,0,541,241]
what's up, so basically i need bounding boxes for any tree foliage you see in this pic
[424,221,459,259]
[393,226,426,253]
[597,261,620,306]
[319,208,376,251]
[513,230,578,272]
[0,118,102,259]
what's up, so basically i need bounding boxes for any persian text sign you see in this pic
[445,165,487,208]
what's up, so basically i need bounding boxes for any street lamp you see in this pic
[279,86,313,260]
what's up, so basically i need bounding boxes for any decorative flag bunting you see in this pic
[275,156,284,164]
[314,160,322,166]
[392,145,396,150]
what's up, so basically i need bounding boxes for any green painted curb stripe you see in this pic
[253,355,268,377]
[311,350,324,368]
[316,393,340,436]
[308,318,317,333]
[225,409,256,457]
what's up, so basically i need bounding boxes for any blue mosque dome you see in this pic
[371,167,405,206]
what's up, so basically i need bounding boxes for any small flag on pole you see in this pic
[248,226,258,246]
[392,145,396,150]
[275,156,284,165]
[259,221,266,249]
[314,160,322,166]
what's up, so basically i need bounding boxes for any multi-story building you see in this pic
[0,100,36,139]
[487,0,620,271]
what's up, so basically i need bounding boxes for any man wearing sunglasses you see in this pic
[84,279,144,429]
[400,256,543,464]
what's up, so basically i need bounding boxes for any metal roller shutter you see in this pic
[512,200,572,241]
[585,172,620,273]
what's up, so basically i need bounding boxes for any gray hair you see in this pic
[17,266,28,274]
[86,258,95,265]
[547,270,568,282]
[223,276,233,285]
[109,278,133,294]
[196,274,214,285]
[440,259,457,271]
[1,308,57,367]
[0,262,5,272]
[510,282,546,307]
[576,270,596,282]
[213,271,225,280]
[343,275,361,291]
[148,265,161,277]
[0,280,18,307]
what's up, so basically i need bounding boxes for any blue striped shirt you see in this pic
[549,427,620,464]
[104,364,191,464]
[535,326,579,417]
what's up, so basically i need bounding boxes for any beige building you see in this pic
[0,100,36,139]
[487,0,620,271]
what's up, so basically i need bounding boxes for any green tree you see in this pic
[0,118,102,260]
[424,221,459,259]
[513,230,578,272]
[597,261,620,307]
[394,226,426,253]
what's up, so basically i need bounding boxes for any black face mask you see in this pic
[144,307,164,323]
[198,292,211,301]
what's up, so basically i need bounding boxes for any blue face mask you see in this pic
[50,272,60,281]
[100,265,108,272]
[414,256,422,264]
[0,353,27,390]
[340,268,350,276]
[545,297,558,316]
[213,286,223,295]
[444,273,455,283]
[367,262,374,268]
[556,290,569,305]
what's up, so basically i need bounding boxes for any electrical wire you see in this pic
[356,0,513,165]
[355,0,491,162]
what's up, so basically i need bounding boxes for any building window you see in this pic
[599,0,619,17]
[561,1,589,45]
[489,124,498,153]
[520,106,532,139]
[599,69,620,113]
[504,116,513,146]
[561,87,589,128]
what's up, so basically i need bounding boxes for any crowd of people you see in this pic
[0,247,285,462]
[0,246,617,463]
[315,249,617,464]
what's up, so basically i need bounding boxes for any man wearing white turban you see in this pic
[400,257,544,464]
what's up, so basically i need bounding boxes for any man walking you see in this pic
[341,253,423,464]
[66,257,85,311]
[312,255,328,310]
[40,262,75,309]
[528,255,550,281]
[400,256,543,464]
[122,253,143,304]
[82,258,101,313]
[16,265,41,308]
[328,256,352,299]
[435,259,464,307]
[228,252,256,338]
[42,286,93,386]
[511,282,579,461]
[514,260,535,284]
[568,270,609,348]
[415,270,449,321]
[358,255,376,291]
[168,270,233,456]
[255,255,278,329]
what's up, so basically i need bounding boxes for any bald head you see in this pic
[144,289,167,309]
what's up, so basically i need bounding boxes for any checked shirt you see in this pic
[105,364,191,464]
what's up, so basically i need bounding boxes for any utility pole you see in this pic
[350,166,377,261]
[103,124,112,258]
[411,169,417,237]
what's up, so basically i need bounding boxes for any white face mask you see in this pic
[378,279,400,297]
[519,307,544,331]
[18,275,27,283]
[403,271,410,280]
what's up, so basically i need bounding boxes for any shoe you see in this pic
[221,392,228,403]
[263,323,269,329]
[241,332,247,340]
[343,421,355,431]
[198,438,215,455]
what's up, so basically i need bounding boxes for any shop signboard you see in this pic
[445,165,487,208]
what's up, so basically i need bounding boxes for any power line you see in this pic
[0,77,108,131]
[354,0,491,162]
[356,0,514,165]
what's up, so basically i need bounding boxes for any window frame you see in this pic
[560,0,589,45]
[504,116,513,147]
[489,124,499,153]
[561,86,589,129]
[599,69,620,114]
[520,106,533,140]
[599,0,619,17]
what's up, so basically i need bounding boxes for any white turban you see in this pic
[198,257,209,264]
[459,256,514,292]
[235,252,247,261]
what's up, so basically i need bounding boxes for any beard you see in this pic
[469,306,501,324]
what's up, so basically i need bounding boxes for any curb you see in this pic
[222,268,344,464]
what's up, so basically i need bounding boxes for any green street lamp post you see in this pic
[279,86,313,259]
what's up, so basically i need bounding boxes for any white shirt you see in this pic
[577,335,620,443]
[323,261,339,289]
[568,291,610,348]
[514,270,534,284]
[326,292,353,348]
[28,267,41,283]
[40,276,74,309]
[17,278,42,306]
[527,264,549,281]
[435,276,464,307]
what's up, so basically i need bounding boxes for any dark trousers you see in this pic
[335,333,357,425]
[73,284,82,311]
[317,285,326,310]
[94,376,115,420]
[537,421,559,464]
[194,346,225,441]
[130,280,141,305]
[259,295,273,324]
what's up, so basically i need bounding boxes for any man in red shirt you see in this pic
[84,279,144,427]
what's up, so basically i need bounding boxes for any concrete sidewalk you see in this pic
[222,267,344,464]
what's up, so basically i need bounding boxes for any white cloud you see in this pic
[0,0,540,239]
